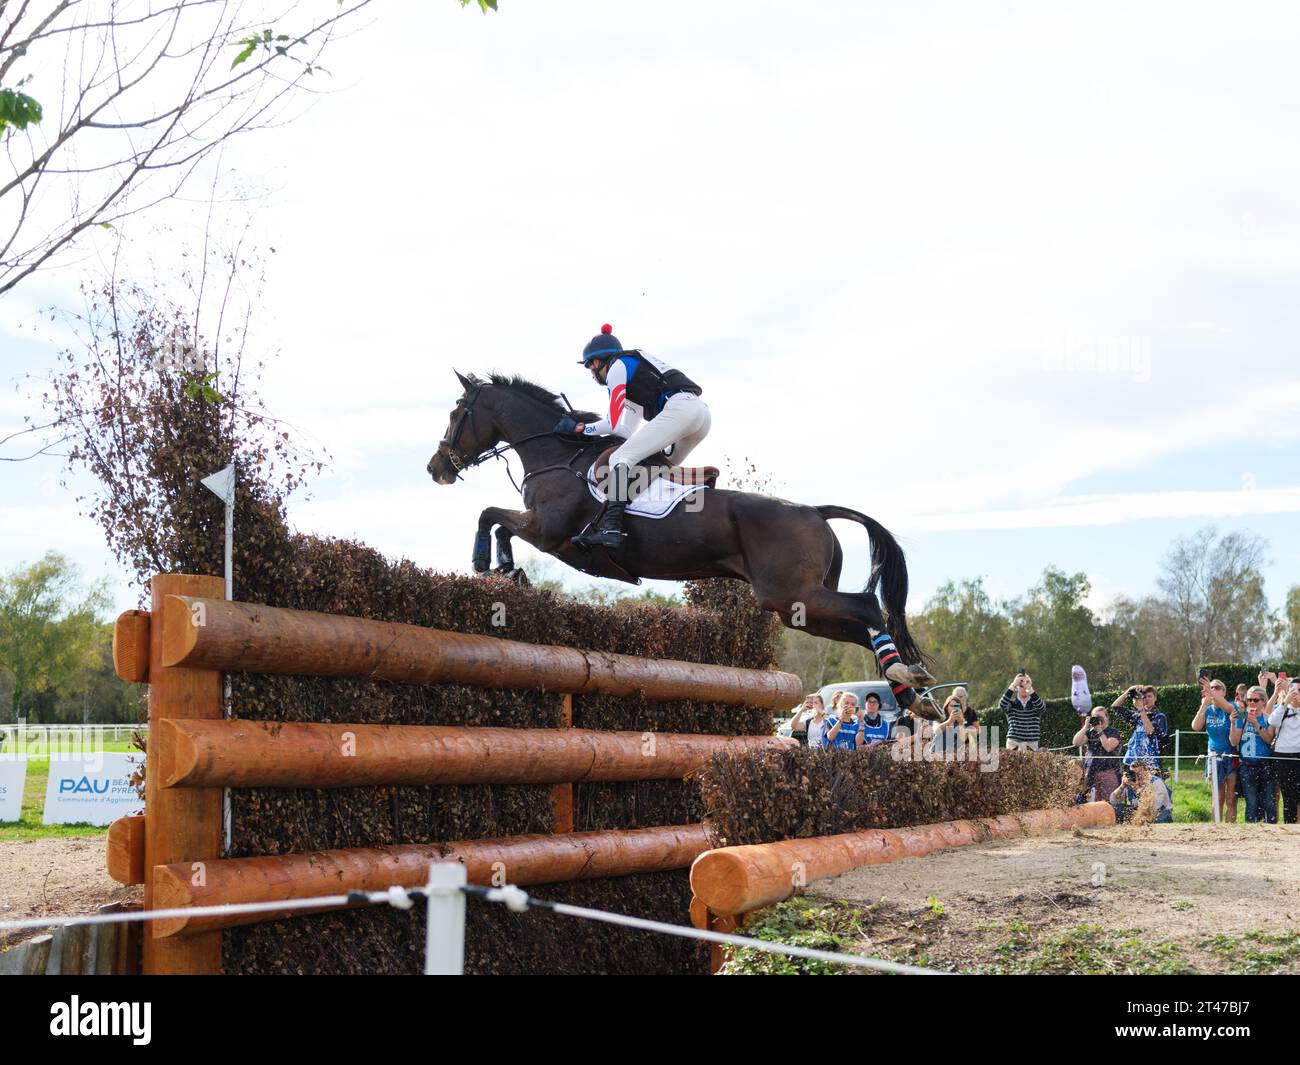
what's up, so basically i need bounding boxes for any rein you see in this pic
[440,384,590,495]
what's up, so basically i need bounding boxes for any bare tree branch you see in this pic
[1,0,383,294]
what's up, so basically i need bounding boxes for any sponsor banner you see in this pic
[42,753,144,826]
[0,757,26,821]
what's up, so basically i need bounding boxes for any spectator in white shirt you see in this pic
[1264,672,1300,823]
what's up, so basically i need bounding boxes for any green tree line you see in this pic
[0,552,136,724]
[780,525,1299,705]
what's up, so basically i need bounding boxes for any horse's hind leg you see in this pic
[756,580,937,714]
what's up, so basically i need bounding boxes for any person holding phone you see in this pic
[1265,671,1300,823]
[1000,670,1047,750]
[1230,685,1277,823]
[825,693,862,751]
[786,693,827,749]
[1192,677,1239,821]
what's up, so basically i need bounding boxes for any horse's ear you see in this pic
[454,369,473,391]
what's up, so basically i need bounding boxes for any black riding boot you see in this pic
[573,465,631,550]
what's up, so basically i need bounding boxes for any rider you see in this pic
[554,324,710,550]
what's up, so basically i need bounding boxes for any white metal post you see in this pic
[1174,729,1181,784]
[1210,749,1220,824]
[424,863,467,975]
[200,464,236,853]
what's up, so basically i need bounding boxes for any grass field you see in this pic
[1170,774,1284,824]
[0,740,140,842]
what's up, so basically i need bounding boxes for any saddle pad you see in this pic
[586,463,707,519]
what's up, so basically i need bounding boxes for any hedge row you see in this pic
[699,746,1081,847]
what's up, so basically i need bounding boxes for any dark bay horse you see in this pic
[427,372,937,712]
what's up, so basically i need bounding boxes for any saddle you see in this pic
[592,445,720,494]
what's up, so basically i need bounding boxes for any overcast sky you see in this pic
[2,0,1298,619]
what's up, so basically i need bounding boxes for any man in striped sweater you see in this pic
[1000,671,1047,750]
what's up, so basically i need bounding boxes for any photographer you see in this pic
[1109,763,1172,824]
[927,699,967,760]
[1265,671,1300,823]
[1191,677,1238,821]
[1230,685,1277,823]
[944,686,981,757]
[999,670,1047,750]
[1111,684,1168,776]
[1072,707,1122,802]
[825,693,862,751]
[787,693,828,749]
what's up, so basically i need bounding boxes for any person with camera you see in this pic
[1230,685,1277,823]
[1072,707,1122,802]
[1108,762,1172,823]
[943,686,981,757]
[1191,676,1238,821]
[1110,684,1168,777]
[999,670,1047,750]
[1263,670,1300,823]
[786,693,828,749]
[825,692,862,751]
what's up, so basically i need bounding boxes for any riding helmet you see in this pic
[579,324,626,364]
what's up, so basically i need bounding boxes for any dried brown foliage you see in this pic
[699,746,1084,848]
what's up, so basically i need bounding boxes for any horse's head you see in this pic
[427,371,502,485]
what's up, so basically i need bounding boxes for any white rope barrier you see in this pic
[458,883,948,976]
[0,887,409,935]
[1,867,946,976]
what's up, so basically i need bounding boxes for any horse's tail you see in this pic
[815,505,926,668]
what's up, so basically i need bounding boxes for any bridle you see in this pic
[438,383,497,476]
[437,382,589,493]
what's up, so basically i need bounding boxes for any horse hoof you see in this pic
[887,662,935,688]
[885,661,933,688]
[497,566,530,587]
[912,693,945,721]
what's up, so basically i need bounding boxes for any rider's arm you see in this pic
[580,360,638,438]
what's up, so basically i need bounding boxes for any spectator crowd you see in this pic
[784,664,1300,826]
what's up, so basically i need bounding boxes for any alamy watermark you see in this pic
[1043,335,1152,383]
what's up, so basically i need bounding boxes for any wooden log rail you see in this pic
[161,594,802,709]
[157,719,795,789]
[690,802,1117,916]
[151,823,712,937]
[109,574,804,973]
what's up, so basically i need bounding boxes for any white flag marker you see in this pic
[200,463,235,852]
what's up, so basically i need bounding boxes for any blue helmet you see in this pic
[580,323,627,364]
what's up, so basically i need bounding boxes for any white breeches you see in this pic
[608,392,711,469]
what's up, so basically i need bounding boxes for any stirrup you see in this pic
[572,527,627,550]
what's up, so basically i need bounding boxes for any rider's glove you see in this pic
[553,416,585,437]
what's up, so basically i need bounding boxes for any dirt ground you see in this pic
[0,835,142,949]
[803,823,1300,974]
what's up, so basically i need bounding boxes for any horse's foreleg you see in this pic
[476,507,542,581]
[494,526,515,571]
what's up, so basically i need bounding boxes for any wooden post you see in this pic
[551,694,574,833]
[143,573,225,974]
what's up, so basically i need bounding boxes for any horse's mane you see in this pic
[475,373,598,422]
[481,373,567,409]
